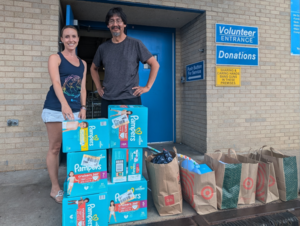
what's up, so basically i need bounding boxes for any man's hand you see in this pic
[132,86,150,96]
[97,87,105,97]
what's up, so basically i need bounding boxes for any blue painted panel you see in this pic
[291,0,300,55]
[186,61,205,82]
[127,27,174,143]
[216,45,259,66]
[216,24,258,45]
[66,5,74,25]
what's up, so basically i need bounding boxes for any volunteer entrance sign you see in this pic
[186,60,205,82]
[291,0,300,55]
[216,45,259,66]
[216,24,258,45]
[216,67,241,87]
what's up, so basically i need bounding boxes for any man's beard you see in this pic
[112,32,120,37]
[112,26,121,37]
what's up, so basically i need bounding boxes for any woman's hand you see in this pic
[79,108,86,119]
[62,104,74,120]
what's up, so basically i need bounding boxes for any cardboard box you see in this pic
[107,175,147,224]
[127,148,143,181]
[66,150,107,197]
[62,188,108,226]
[108,148,127,183]
[62,119,109,153]
[108,105,148,148]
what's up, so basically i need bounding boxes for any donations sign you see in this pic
[216,45,259,66]
[216,67,241,87]
[291,0,300,55]
[186,61,205,82]
[216,24,258,45]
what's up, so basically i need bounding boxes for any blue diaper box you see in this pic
[107,175,147,225]
[197,164,213,174]
[108,148,127,183]
[66,149,107,197]
[62,118,109,153]
[127,148,143,182]
[108,105,148,148]
[62,187,108,226]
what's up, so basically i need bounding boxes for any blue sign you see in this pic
[291,0,300,55]
[216,23,259,45]
[216,45,259,66]
[186,61,205,82]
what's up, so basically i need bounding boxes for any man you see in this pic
[90,7,159,118]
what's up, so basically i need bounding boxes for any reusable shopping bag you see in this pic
[227,149,258,205]
[261,146,298,201]
[145,147,182,216]
[205,150,242,209]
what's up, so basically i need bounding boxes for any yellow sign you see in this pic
[216,67,241,87]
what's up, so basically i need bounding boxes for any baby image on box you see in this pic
[67,171,78,195]
[108,200,117,223]
[68,197,90,208]
[63,121,89,132]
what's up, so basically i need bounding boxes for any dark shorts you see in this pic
[100,97,142,118]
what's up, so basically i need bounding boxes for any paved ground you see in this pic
[1,143,298,226]
[0,143,200,226]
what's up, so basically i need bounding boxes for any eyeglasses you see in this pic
[108,19,123,25]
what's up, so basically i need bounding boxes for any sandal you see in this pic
[50,190,64,204]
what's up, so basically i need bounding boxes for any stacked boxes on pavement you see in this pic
[107,105,148,224]
[62,119,110,226]
[61,105,148,225]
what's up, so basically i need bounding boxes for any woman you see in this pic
[41,25,87,203]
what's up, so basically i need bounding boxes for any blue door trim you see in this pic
[76,0,205,13]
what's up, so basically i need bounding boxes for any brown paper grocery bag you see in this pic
[180,157,217,215]
[261,146,298,201]
[227,149,258,205]
[248,150,279,204]
[145,147,182,216]
[205,151,242,210]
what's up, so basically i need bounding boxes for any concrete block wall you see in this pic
[0,0,59,171]
[179,14,207,153]
[205,0,300,154]
[127,0,300,156]
[1,0,300,171]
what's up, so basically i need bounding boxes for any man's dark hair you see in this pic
[105,7,127,25]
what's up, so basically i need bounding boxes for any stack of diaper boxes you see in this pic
[62,119,110,226]
[107,105,148,225]
[61,105,148,225]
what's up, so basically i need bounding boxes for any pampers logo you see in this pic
[130,115,139,141]
[74,164,101,173]
[87,204,96,226]
[88,126,96,147]
[136,186,145,191]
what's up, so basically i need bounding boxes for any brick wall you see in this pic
[179,14,207,153]
[0,0,59,171]
[1,0,300,171]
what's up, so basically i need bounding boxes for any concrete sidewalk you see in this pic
[0,143,200,226]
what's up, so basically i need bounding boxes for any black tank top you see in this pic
[43,52,84,112]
